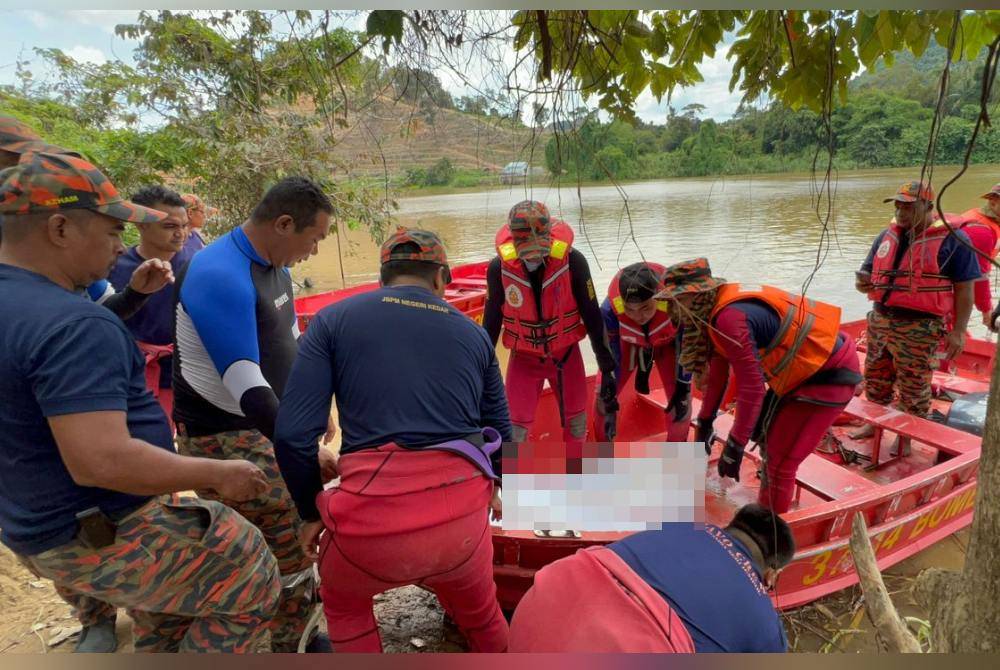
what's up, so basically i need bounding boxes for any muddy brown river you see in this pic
[296,165,999,362]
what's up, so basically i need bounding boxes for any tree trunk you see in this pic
[850,513,922,652]
[914,350,1000,652]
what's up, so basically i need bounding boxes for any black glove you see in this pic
[694,416,715,455]
[665,380,691,422]
[599,372,619,414]
[603,412,617,441]
[718,436,745,482]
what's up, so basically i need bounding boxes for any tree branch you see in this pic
[850,512,922,653]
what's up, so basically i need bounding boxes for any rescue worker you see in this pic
[595,261,691,441]
[1,115,174,323]
[854,181,980,448]
[171,177,336,653]
[2,116,177,652]
[0,151,281,653]
[483,200,617,452]
[508,504,792,652]
[959,182,1000,330]
[657,258,862,513]
[274,228,511,653]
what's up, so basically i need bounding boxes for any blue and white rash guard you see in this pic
[85,279,115,304]
[172,226,299,439]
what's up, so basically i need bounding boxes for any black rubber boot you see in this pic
[304,632,333,653]
[73,620,118,653]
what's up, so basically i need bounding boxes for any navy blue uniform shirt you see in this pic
[274,284,512,520]
[609,523,788,653]
[0,264,173,555]
[108,245,195,388]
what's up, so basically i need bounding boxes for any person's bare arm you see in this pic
[49,411,267,501]
[945,280,974,359]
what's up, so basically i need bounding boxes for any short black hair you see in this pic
[250,177,334,232]
[726,504,796,570]
[130,184,185,209]
[619,262,660,303]
[380,242,447,285]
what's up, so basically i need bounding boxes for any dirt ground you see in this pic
[0,528,968,654]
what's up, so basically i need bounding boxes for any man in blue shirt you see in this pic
[509,504,793,652]
[172,176,335,653]
[109,185,193,393]
[274,228,511,653]
[0,151,280,653]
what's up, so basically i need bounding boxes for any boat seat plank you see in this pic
[794,454,877,501]
[932,372,989,396]
[843,397,978,457]
[641,390,977,458]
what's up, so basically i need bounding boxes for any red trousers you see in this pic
[757,334,861,513]
[594,343,690,442]
[316,445,508,653]
[506,345,587,451]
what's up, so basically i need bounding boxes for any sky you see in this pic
[0,9,746,125]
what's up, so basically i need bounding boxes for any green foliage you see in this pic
[448,169,490,188]
[402,158,458,187]
[475,10,1000,121]
[14,10,397,241]
[0,91,186,197]
[541,78,1000,183]
[425,158,454,186]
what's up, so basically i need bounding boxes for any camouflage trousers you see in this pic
[176,429,317,653]
[863,310,946,416]
[55,586,116,629]
[19,495,280,652]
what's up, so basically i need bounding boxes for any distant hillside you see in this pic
[316,96,550,179]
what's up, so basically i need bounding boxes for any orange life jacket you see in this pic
[709,284,841,396]
[607,263,676,371]
[495,220,587,356]
[868,221,954,317]
[959,207,1000,257]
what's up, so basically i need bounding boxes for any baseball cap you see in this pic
[380,226,448,265]
[884,180,935,204]
[0,151,167,224]
[619,263,662,302]
[979,183,1000,199]
[508,200,551,231]
[653,258,726,300]
[0,115,82,157]
[507,200,553,260]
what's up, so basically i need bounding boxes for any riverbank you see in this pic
[1,530,966,653]
[392,162,994,199]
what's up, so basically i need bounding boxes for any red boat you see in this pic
[292,261,989,611]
